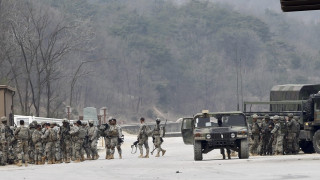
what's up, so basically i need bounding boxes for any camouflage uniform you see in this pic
[0,117,9,165]
[152,119,166,157]
[32,126,43,165]
[41,124,57,164]
[83,122,92,159]
[61,119,72,163]
[53,124,62,163]
[116,124,123,159]
[14,123,30,166]
[260,115,272,155]
[271,115,284,155]
[105,119,121,159]
[28,123,36,164]
[286,114,298,154]
[293,118,300,154]
[138,119,150,158]
[250,115,260,155]
[88,120,99,160]
[70,121,86,162]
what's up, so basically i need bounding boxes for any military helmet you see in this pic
[88,120,94,124]
[82,121,87,125]
[288,113,294,118]
[32,120,37,125]
[156,118,161,122]
[62,119,69,123]
[1,116,7,122]
[264,114,270,119]
[273,115,280,120]
[252,114,258,119]
[29,123,35,128]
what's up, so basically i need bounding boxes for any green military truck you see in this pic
[243,84,320,154]
[181,110,249,161]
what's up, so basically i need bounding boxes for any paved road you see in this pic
[1,133,319,180]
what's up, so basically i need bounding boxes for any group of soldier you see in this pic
[249,113,300,156]
[0,116,102,166]
[0,115,167,167]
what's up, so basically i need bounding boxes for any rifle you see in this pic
[131,140,139,154]
[162,119,168,137]
[151,144,156,155]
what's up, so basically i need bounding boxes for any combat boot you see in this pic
[86,155,91,160]
[162,150,166,156]
[155,152,160,157]
[52,159,56,164]
[74,158,81,163]
[119,154,122,159]
[81,155,85,162]
[110,154,114,159]
[65,158,71,163]
[41,156,46,164]
[17,160,22,167]
[144,150,149,158]
[138,153,143,158]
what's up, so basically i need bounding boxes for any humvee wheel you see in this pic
[194,140,203,161]
[313,130,320,153]
[300,140,315,154]
[238,139,249,159]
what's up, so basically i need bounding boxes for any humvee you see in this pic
[181,110,249,161]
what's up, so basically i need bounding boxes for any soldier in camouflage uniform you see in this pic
[32,124,43,165]
[285,113,298,154]
[116,122,124,159]
[61,119,72,163]
[41,122,57,164]
[14,120,30,167]
[260,114,273,155]
[82,122,91,160]
[53,123,62,163]
[88,120,99,160]
[28,123,36,164]
[271,115,284,155]
[293,116,300,154]
[69,120,85,163]
[105,118,121,159]
[152,118,166,157]
[138,117,150,158]
[0,117,9,165]
[250,114,261,155]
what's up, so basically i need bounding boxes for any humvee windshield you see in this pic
[195,115,246,128]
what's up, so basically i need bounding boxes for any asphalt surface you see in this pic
[1,133,319,180]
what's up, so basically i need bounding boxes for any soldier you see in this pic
[32,124,43,165]
[271,115,284,155]
[105,118,121,159]
[82,121,91,160]
[0,117,9,165]
[137,117,150,158]
[88,120,99,160]
[260,114,272,155]
[14,120,30,167]
[293,116,301,154]
[41,122,57,164]
[116,121,124,159]
[61,119,72,163]
[28,123,36,164]
[250,114,261,155]
[52,123,62,163]
[286,113,298,154]
[69,120,84,162]
[152,118,166,157]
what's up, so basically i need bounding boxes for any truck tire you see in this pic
[313,130,320,153]
[194,140,203,161]
[238,139,249,159]
[300,140,315,154]
[304,97,314,121]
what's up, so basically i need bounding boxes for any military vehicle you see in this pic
[243,84,320,154]
[181,110,249,161]
[280,0,320,12]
